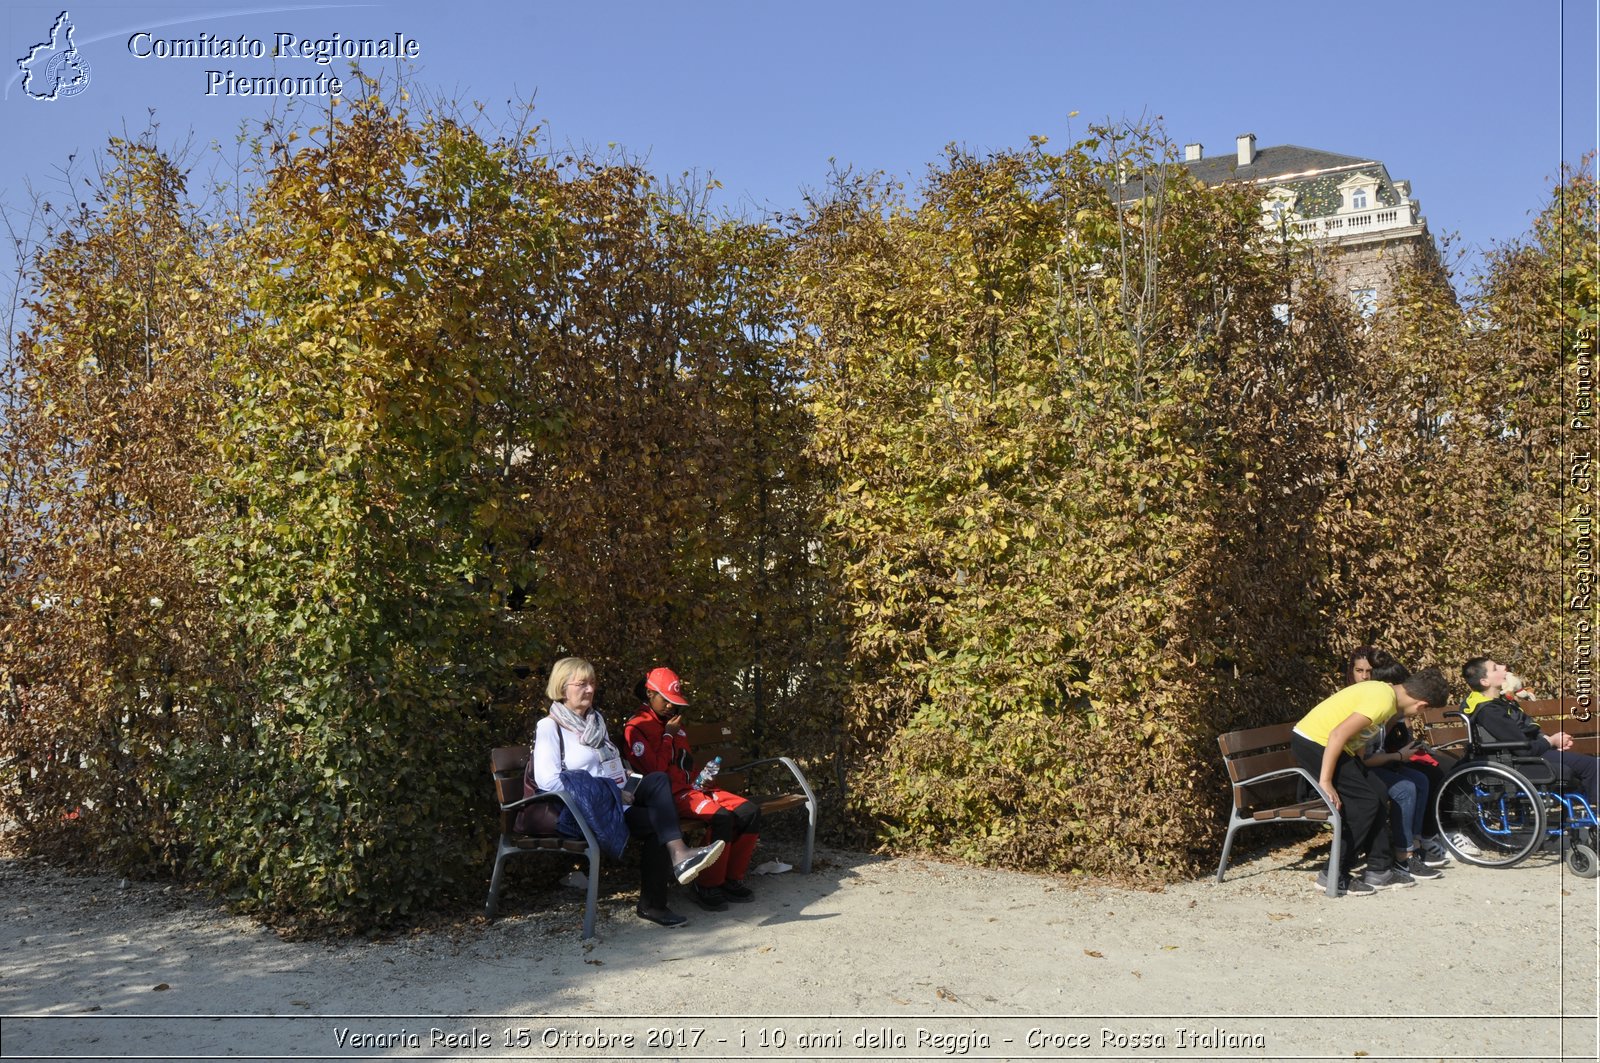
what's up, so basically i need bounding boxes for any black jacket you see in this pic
[1466,694,1553,757]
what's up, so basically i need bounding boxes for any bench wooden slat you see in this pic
[1217,722,1295,756]
[682,721,738,746]
[1226,747,1299,787]
[756,793,809,816]
[510,836,588,853]
[713,770,749,793]
[491,746,526,774]
[1250,800,1334,823]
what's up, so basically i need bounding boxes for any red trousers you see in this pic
[675,788,760,886]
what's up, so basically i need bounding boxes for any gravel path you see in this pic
[1,836,1595,1061]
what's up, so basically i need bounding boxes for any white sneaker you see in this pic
[1448,831,1483,857]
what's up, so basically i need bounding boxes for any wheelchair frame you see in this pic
[1431,709,1599,878]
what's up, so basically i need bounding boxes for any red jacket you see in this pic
[624,706,695,794]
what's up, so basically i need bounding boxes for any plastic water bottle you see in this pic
[692,755,722,792]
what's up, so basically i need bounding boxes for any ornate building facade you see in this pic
[1181,133,1443,314]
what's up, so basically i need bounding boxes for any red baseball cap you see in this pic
[644,667,688,706]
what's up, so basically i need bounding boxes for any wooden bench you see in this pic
[484,746,603,938]
[1216,722,1344,897]
[649,719,818,875]
[485,721,818,936]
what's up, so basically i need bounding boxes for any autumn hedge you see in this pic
[0,89,1589,927]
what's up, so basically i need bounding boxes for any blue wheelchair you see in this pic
[1431,709,1599,877]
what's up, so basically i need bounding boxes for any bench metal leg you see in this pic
[1326,815,1342,898]
[1215,819,1243,883]
[485,838,514,919]
[801,802,816,875]
[580,844,600,940]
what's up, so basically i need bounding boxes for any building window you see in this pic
[1351,188,1368,210]
[1352,288,1377,318]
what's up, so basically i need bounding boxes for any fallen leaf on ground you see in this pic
[151,983,169,992]
[1267,912,1293,921]
[1084,949,1104,958]
[936,987,958,1001]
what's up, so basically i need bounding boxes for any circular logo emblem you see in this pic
[45,50,92,98]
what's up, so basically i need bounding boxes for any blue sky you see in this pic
[2,0,1596,288]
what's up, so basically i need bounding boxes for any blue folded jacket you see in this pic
[555,769,630,860]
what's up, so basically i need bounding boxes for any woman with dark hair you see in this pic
[1343,646,1380,687]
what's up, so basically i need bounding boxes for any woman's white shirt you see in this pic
[532,713,625,792]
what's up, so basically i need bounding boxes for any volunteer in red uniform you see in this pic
[624,667,761,912]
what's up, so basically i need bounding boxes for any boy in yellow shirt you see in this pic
[1292,664,1449,896]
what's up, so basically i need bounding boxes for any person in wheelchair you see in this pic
[1460,657,1598,808]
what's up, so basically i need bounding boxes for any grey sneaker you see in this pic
[1313,869,1376,897]
[1419,836,1452,867]
[1405,855,1443,880]
[1364,867,1417,890]
[672,839,727,885]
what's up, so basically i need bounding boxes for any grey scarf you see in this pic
[548,701,613,751]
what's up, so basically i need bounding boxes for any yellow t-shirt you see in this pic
[1294,681,1398,755]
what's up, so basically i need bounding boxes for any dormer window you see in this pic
[1262,187,1299,230]
[1337,172,1381,214]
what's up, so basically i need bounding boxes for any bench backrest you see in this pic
[490,745,529,835]
[678,720,758,790]
[1520,698,1600,756]
[1217,722,1301,812]
[1423,697,1599,757]
[1419,704,1466,749]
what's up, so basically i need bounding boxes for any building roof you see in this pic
[1182,144,1378,185]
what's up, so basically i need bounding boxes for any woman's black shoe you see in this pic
[719,878,755,901]
[691,884,728,911]
[635,905,688,927]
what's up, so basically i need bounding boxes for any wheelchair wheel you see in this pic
[1569,843,1600,879]
[1433,763,1546,868]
